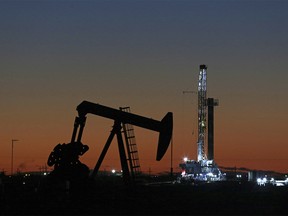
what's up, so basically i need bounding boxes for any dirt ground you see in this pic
[1,175,288,215]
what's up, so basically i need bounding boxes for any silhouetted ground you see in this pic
[1,174,288,215]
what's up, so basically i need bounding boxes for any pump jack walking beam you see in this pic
[70,100,173,182]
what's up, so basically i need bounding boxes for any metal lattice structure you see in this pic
[120,107,141,179]
[197,64,207,162]
[178,65,225,183]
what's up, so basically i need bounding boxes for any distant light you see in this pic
[111,169,116,174]
[43,172,47,176]
[183,157,188,162]
[257,178,267,186]
[207,160,213,165]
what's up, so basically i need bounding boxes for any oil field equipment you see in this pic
[179,65,224,183]
[47,100,173,184]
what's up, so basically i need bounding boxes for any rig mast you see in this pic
[178,64,224,183]
[197,64,207,162]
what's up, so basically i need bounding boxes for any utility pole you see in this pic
[11,139,19,176]
[170,135,173,177]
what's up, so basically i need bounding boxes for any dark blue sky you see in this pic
[1,0,288,174]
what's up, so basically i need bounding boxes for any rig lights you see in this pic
[181,170,186,177]
[207,172,213,177]
[257,177,288,187]
[257,177,267,186]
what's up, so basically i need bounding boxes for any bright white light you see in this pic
[111,169,116,174]
[207,160,213,165]
[183,157,188,162]
[257,178,268,186]
[43,172,47,176]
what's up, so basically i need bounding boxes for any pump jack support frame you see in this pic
[68,100,173,184]
[91,121,130,183]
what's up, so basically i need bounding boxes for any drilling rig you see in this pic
[179,65,224,182]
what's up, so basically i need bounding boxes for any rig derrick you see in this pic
[179,65,225,183]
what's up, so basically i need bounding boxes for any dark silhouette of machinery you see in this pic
[119,106,141,180]
[47,141,90,181]
[47,100,173,183]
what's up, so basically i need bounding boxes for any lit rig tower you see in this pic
[179,65,224,182]
[197,64,207,162]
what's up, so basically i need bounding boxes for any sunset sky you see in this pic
[1,0,288,175]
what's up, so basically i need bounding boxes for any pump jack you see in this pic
[47,100,173,184]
